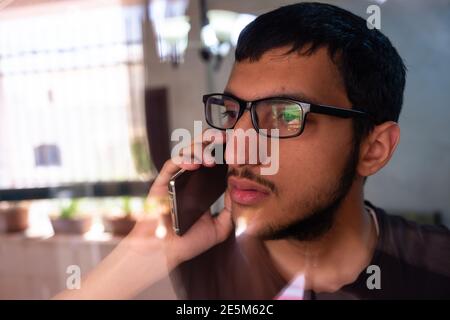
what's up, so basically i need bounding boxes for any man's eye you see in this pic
[222,110,237,118]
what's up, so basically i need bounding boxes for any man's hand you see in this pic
[127,130,233,270]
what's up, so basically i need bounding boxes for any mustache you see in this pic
[227,167,277,194]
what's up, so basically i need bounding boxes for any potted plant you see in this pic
[104,197,160,237]
[103,197,138,237]
[51,199,92,234]
[0,201,29,233]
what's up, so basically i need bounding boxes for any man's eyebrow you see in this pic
[222,90,323,106]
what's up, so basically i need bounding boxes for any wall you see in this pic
[0,233,176,299]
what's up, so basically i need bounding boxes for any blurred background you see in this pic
[0,0,449,299]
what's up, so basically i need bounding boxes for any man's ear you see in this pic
[357,121,400,177]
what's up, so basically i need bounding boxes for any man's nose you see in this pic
[225,111,261,167]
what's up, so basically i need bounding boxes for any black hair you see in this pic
[235,2,407,143]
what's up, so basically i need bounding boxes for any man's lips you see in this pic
[228,176,271,206]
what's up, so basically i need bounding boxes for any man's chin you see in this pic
[259,209,337,241]
[233,214,284,239]
[230,206,266,237]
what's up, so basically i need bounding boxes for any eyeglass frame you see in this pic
[203,93,373,138]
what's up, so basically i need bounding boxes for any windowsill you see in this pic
[0,230,176,300]
[0,231,123,245]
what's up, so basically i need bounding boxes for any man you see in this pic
[55,2,449,301]
[166,2,450,299]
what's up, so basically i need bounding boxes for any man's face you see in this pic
[224,47,358,240]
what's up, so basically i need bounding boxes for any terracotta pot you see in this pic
[3,206,29,233]
[104,216,158,237]
[104,216,137,237]
[51,216,93,235]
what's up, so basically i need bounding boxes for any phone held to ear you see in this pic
[168,164,228,236]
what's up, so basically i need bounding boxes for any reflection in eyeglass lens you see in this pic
[262,102,302,134]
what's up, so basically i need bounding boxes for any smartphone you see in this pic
[168,164,228,236]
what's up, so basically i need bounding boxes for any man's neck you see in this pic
[264,184,378,293]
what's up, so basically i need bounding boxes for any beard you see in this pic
[260,142,360,242]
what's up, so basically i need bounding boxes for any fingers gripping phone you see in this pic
[168,164,228,236]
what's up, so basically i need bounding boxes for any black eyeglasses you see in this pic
[203,93,371,138]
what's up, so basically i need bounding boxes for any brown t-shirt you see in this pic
[170,201,450,299]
